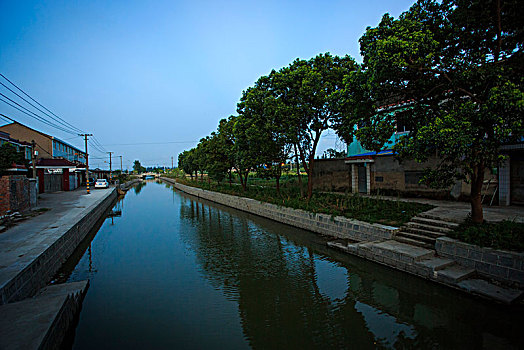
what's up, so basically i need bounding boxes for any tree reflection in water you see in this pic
[176,190,523,349]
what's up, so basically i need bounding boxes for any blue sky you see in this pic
[1,0,414,169]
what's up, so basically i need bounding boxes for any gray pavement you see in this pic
[0,280,89,350]
[0,187,113,298]
[362,194,524,223]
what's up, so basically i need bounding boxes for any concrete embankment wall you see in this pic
[161,178,398,242]
[120,178,141,191]
[0,189,117,305]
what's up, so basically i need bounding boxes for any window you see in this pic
[405,171,425,185]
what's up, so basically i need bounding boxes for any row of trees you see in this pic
[179,0,523,223]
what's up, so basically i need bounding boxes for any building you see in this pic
[341,99,524,206]
[0,121,87,193]
[0,122,85,164]
[0,130,32,162]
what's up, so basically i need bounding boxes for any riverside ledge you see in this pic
[0,187,117,305]
[162,178,398,242]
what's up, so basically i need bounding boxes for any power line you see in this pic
[0,95,77,135]
[0,80,83,134]
[102,140,198,146]
[0,73,84,134]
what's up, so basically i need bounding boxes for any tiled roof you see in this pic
[36,158,77,167]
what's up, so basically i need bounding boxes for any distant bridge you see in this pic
[141,173,160,179]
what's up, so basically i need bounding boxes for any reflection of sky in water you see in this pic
[315,257,348,301]
[356,301,417,347]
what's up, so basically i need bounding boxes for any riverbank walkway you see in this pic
[0,187,114,304]
[0,186,116,349]
[361,194,524,223]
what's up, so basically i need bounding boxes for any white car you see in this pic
[94,179,109,189]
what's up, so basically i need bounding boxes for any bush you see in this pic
[449,219,524,252]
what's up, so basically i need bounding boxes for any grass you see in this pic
[449,219,524,252]
[176,177,433,226]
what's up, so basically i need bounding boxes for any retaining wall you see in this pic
[436,237,524,287]
[162,178,398,242]
[0,189,117,304]
[120,178,141,191]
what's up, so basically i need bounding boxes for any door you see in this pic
[358,164,367,194]
[510,155,524,205]
[44,174,62,192]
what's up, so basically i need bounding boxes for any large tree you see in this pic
[237,74,291,193]
[340,0,523,222]
[274,53,358,199]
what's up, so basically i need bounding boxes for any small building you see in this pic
[35,159,82,193]
[0,122,85,164]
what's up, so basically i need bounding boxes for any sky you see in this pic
[0,0,414,170]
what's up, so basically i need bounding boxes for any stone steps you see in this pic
[395,232,435,248]
[418,212,463,224]
[435,265,476,284]
[416,257,456,272]
[411,216,460,229]
[406,221,453,234]
[328,239,523,304]
[395,214,460,248]
[403,226,447,239]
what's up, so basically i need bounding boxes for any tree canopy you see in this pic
[337,0,524,222]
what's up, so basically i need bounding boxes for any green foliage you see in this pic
[0,143,29,175]
[335,0,524,222]
[449,219,524,252]
[178,178,433,226]
[133,160,145,174]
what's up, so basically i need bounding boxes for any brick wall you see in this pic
[312,159,351,192]
[0,176,31,216]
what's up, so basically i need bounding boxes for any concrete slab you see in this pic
[458,279,523,304]
[372,240,434,261]
[0,281,89,350]
[436,265,476,284]
[416,257,455,272]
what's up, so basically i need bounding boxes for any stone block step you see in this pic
[417,212,463,224]
[372,240,434,262]
[402,226,447,239]
[394,236,434,249]
[416,257,455,272]
[396,231,435,244]
[407,221,453,234]
[457,279,524,304]
[436,265,475,284]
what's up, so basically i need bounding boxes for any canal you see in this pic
[61,180,523,349]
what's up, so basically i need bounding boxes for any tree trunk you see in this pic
[470,163,485,223]
[307,156,314,200]
[275,163,281,195]
[294,144,303,197]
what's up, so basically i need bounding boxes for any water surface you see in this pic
[65,181,523,349]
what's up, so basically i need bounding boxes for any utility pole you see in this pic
[107,152,113,183]
[31,140,37,179]
[80,134,93,194]
[119,155,123,173]
[171,156,174,170]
